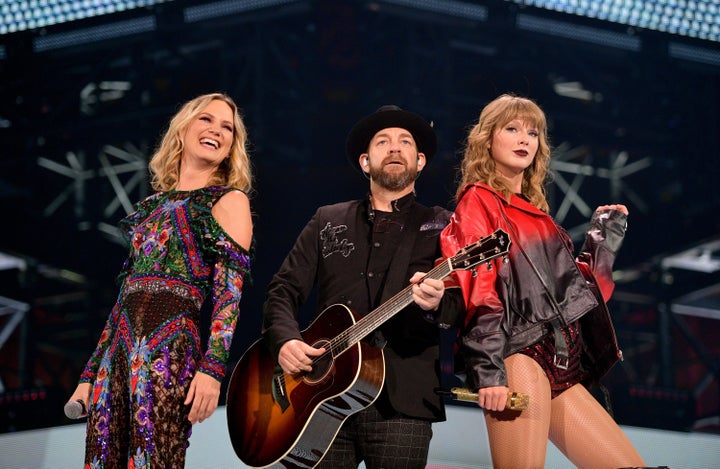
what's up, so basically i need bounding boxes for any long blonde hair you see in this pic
[148,93,253,192]
[457,94,551,212]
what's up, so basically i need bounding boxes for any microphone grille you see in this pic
[64,400,85,419]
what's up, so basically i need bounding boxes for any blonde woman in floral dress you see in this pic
[66,93,254,468]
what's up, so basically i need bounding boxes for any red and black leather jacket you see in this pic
[440,183,627,391]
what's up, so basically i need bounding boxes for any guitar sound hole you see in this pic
[304,339,332,384]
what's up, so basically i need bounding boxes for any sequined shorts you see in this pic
[517,321,589,398]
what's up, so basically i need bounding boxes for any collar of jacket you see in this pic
[461,182,546,216]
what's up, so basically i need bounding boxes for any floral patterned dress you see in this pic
[78,186,252,469]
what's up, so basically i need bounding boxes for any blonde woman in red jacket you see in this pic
[440,94,646,468]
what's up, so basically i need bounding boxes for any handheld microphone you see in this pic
[64,400,87,419]
[436,387,530,410]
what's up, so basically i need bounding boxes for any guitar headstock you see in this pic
[449,228,511,271]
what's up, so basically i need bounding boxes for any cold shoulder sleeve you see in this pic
[194,188,253,380]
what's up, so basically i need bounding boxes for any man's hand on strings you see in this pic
[278,339,326,375]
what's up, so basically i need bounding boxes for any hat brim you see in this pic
[346,109,437,170]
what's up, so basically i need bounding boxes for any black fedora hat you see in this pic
[346,105,437,170]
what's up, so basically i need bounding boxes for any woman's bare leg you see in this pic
[549,383,646,468]
[484,354,552,469]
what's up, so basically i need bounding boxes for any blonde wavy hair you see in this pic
[457,94,551,212]
[148,93,252,193]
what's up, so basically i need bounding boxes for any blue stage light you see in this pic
[507,0,719,42]
[0,0,172,35]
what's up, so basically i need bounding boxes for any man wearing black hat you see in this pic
[262,105,464,468]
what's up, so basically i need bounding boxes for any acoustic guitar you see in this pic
[226,229,511,468]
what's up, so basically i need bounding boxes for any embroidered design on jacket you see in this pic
[320,222,355,258]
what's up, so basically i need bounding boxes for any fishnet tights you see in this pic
[484,354,646,469]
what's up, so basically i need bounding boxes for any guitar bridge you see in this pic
[272,367,290,411]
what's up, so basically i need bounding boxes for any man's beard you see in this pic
[369,162,418,191]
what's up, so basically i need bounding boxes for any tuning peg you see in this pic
[502,256,509,264]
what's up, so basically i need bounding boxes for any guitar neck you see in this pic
[331,259,453,354]
[323,228,510,359]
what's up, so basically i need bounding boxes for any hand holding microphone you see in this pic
[65,382,91,419]
[436,387,530,410]
[64,399,88,419]
[449,387,530,410]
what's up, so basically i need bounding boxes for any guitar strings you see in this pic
[314,261,449,366]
